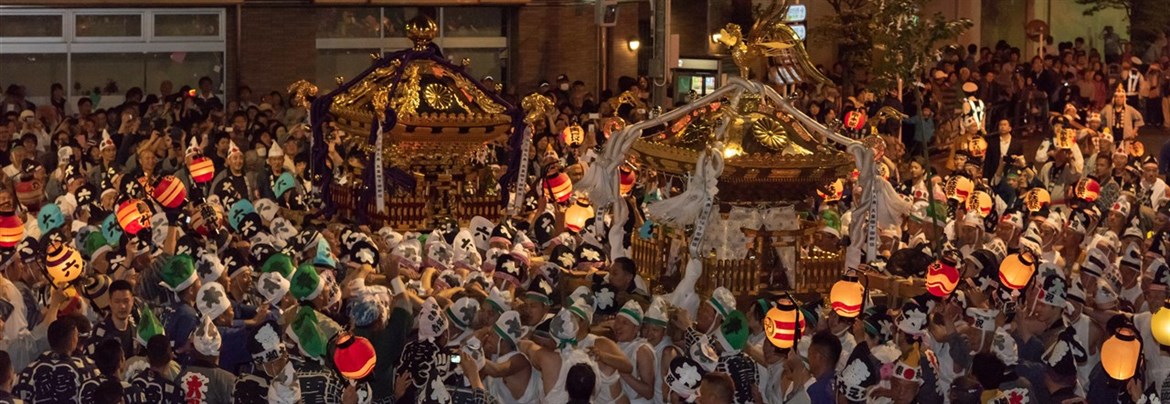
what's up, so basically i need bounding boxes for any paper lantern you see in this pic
[1074,178,1101,203]
[830,271,865,318]
[561,124,586,147]
[1101,324,1142,381]
[544,172,573,204]
[151,175,188,209]
[333,333,377,380]
[116,199,152,235]
[1023,188,1051,212]
[1123,140,1145,158]
[944,176,974,203]
[818,179,845,202]
[966,191,992,218]
[925,256,960,297]
[966,136,988,158]
[1152,300,1170,347]
[0,212,23,248]
[843,110,866,132]
[564,198,594,233]
[765,296,801,349]
[619,166,637,196]
[45,241,83,286]
[189,156,215,184]
[998,252,1036,290]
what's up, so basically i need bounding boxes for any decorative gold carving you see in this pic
[406,15,438,51]
[390,63,423,116]
[521,93,554,125]
[423,83,458,111]
[286,80,318,110]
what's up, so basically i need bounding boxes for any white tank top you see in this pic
[543,335,611,404]
[487,351,542,404]
[651,338,672,404]
[618,339,653,404]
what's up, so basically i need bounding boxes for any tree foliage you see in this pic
[868,0,972,95]
[814,0,971,93]
[1076,0,1170,51]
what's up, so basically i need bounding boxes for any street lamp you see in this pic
[627,39,641,51]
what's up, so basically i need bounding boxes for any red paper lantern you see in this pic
[116,199,151,235]
[151,175,188,209]
[189,156,215,184]
[0,212,23,248]
[544,172,573,203]
[619,166,637,196]
[925,256,960,297]
[1074,178,1101,203]
[333,333,377,380]
[843,110,867,132]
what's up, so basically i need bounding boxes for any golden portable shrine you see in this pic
[586,3,857,301]
[309,15,517,231]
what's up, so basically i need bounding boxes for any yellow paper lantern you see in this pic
[1152,300,1170,347]
[1023,188,1051,212]
[998,252,1036,290]
[817,179,845,202]
[966,136,988,158]
[829,271,865,318]
[564,198,594,233]
[944,176,974,203]
[1101,324,1142,381]
[561,124,586,147]
[765,296,801,349]
[966,191,993,218]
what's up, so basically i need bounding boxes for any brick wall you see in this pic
[514,3,600,95]
[233,6,318,97]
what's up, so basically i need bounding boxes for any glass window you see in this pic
[154,14,221,37]
[145,52,224,94]
[442,7,505,37]
[0,15,63,38]
[75,14,142,37]
[72,53,146,98]
[317,49,380,91]
[316,8,381,38]
[0,53,67,100]
[383,7,431,37]
[444,48,504,82]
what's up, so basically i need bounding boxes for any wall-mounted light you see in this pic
[627,39,641,51]
[711,32,722,44]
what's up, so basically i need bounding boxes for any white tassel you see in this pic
[608,198,630,259]
[668,257,703,318]
[647,150,723,226]
[872,177,913,228]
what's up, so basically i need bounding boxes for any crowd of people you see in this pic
[1,24,1170,404]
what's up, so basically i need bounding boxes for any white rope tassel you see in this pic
[508,126,534,215]
[608,198,630,259]
[374,120,386,214]
[646,150,724,227]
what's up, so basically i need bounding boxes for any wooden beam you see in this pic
[0,0,242,4]
[364,0,529,4]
